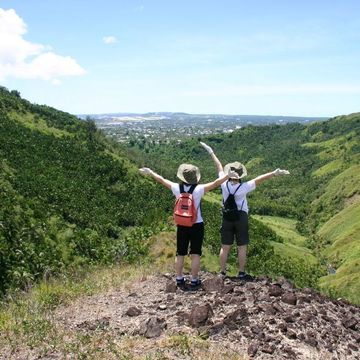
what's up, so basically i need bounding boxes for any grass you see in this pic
[319,258,360,306]
[253,215,307,247]
[270,242,318,264]
[313,159,343,177]
[316,193,360,305]
[9,111,72,137]
[0,258,249,359]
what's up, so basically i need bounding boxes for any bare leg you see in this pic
[220,245,232,273]
[237,245,247,273]
[175,255,185,278]
[191,254,200,280]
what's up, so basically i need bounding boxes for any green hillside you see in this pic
[126,112,360,304]
[0,87,172,294]
[1,86,359,304]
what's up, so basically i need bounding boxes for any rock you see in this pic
[165,281,177,293]
[209,321,224,335]
[281,292,297,305]
[176,310,189,324]
[189,303,213,327]
[77,317,110,331]
[284,314,295,323]
[262,304,277,315]
[223,308,249,327]
[348,343,358,352]
[158,304,167,310]
[125,306,141,317]
[202,276,224,293]
[300,311,313,322]
[222,284,235,294]
[354,333,360,343]
[298,295,311,304]
[261,344,275,354]
[139,317,166,338]
[250,325,262,334]
[275,277,295,290]
[268,285,283,297]
[286,329,297,339]
[273,302,285,313]
[296,333,305,341]
[282,346,297,358]
[304,331,318,348]
[342,317,358,330]
[247,342,258,357]
[278,322,287,333]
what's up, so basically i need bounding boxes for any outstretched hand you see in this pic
[200,141,214,154]
[227,169,240,179]
[273,168,290,176]
[139,167,153,175]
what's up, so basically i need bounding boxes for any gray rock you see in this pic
[139,317,166,338]
[189,303,213,327]
[125,306,142,317]
[269,285,283,297]
[281,292,297,305]
[202,276,224,293]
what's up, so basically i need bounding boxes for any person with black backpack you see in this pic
[139,162,239,289]
[200,142,290,281]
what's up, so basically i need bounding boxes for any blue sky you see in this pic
[1,0,360,116]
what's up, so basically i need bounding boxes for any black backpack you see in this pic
[222,181,243,221]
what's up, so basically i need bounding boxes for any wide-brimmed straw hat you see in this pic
[224,162,247,179]
[177,164,201,184]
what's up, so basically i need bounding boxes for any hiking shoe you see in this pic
[190,279,202,289]
[176,277,186,288]
[219,271,227,279]
[238,272,254,282]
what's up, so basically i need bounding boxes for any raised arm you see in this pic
[253,168,290,186]
[139,167,173,189]
[200,142,223,173]
[203,168,239,193]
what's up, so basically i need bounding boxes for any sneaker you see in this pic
[190,279,202,289]
[176,277,186,288]
[238,272,254,282]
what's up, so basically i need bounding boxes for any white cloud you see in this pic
[103,36,118,44]
[0,8,85,82]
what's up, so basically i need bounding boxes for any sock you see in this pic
[176,276,184,281]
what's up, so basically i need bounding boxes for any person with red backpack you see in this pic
[139,163,239,289]
[200,142,290,281]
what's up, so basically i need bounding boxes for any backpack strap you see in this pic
[226,180,242,195]
[239,199,245,211]
[179,184,197,194]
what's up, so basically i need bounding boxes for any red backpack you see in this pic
[173,184,197,227]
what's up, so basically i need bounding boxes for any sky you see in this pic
[1,0,360,117]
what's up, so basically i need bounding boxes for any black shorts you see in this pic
[220,211,249,246]
[176,222,204,256]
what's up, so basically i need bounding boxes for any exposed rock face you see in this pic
[55,272,360,359]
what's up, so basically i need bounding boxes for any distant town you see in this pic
[79,112,328,143]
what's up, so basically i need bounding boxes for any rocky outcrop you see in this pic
[56,272,360,359]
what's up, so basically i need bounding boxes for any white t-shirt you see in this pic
[219,171,256,213]
[171,183,205,223]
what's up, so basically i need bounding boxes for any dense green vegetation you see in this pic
[0,87,172,295]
